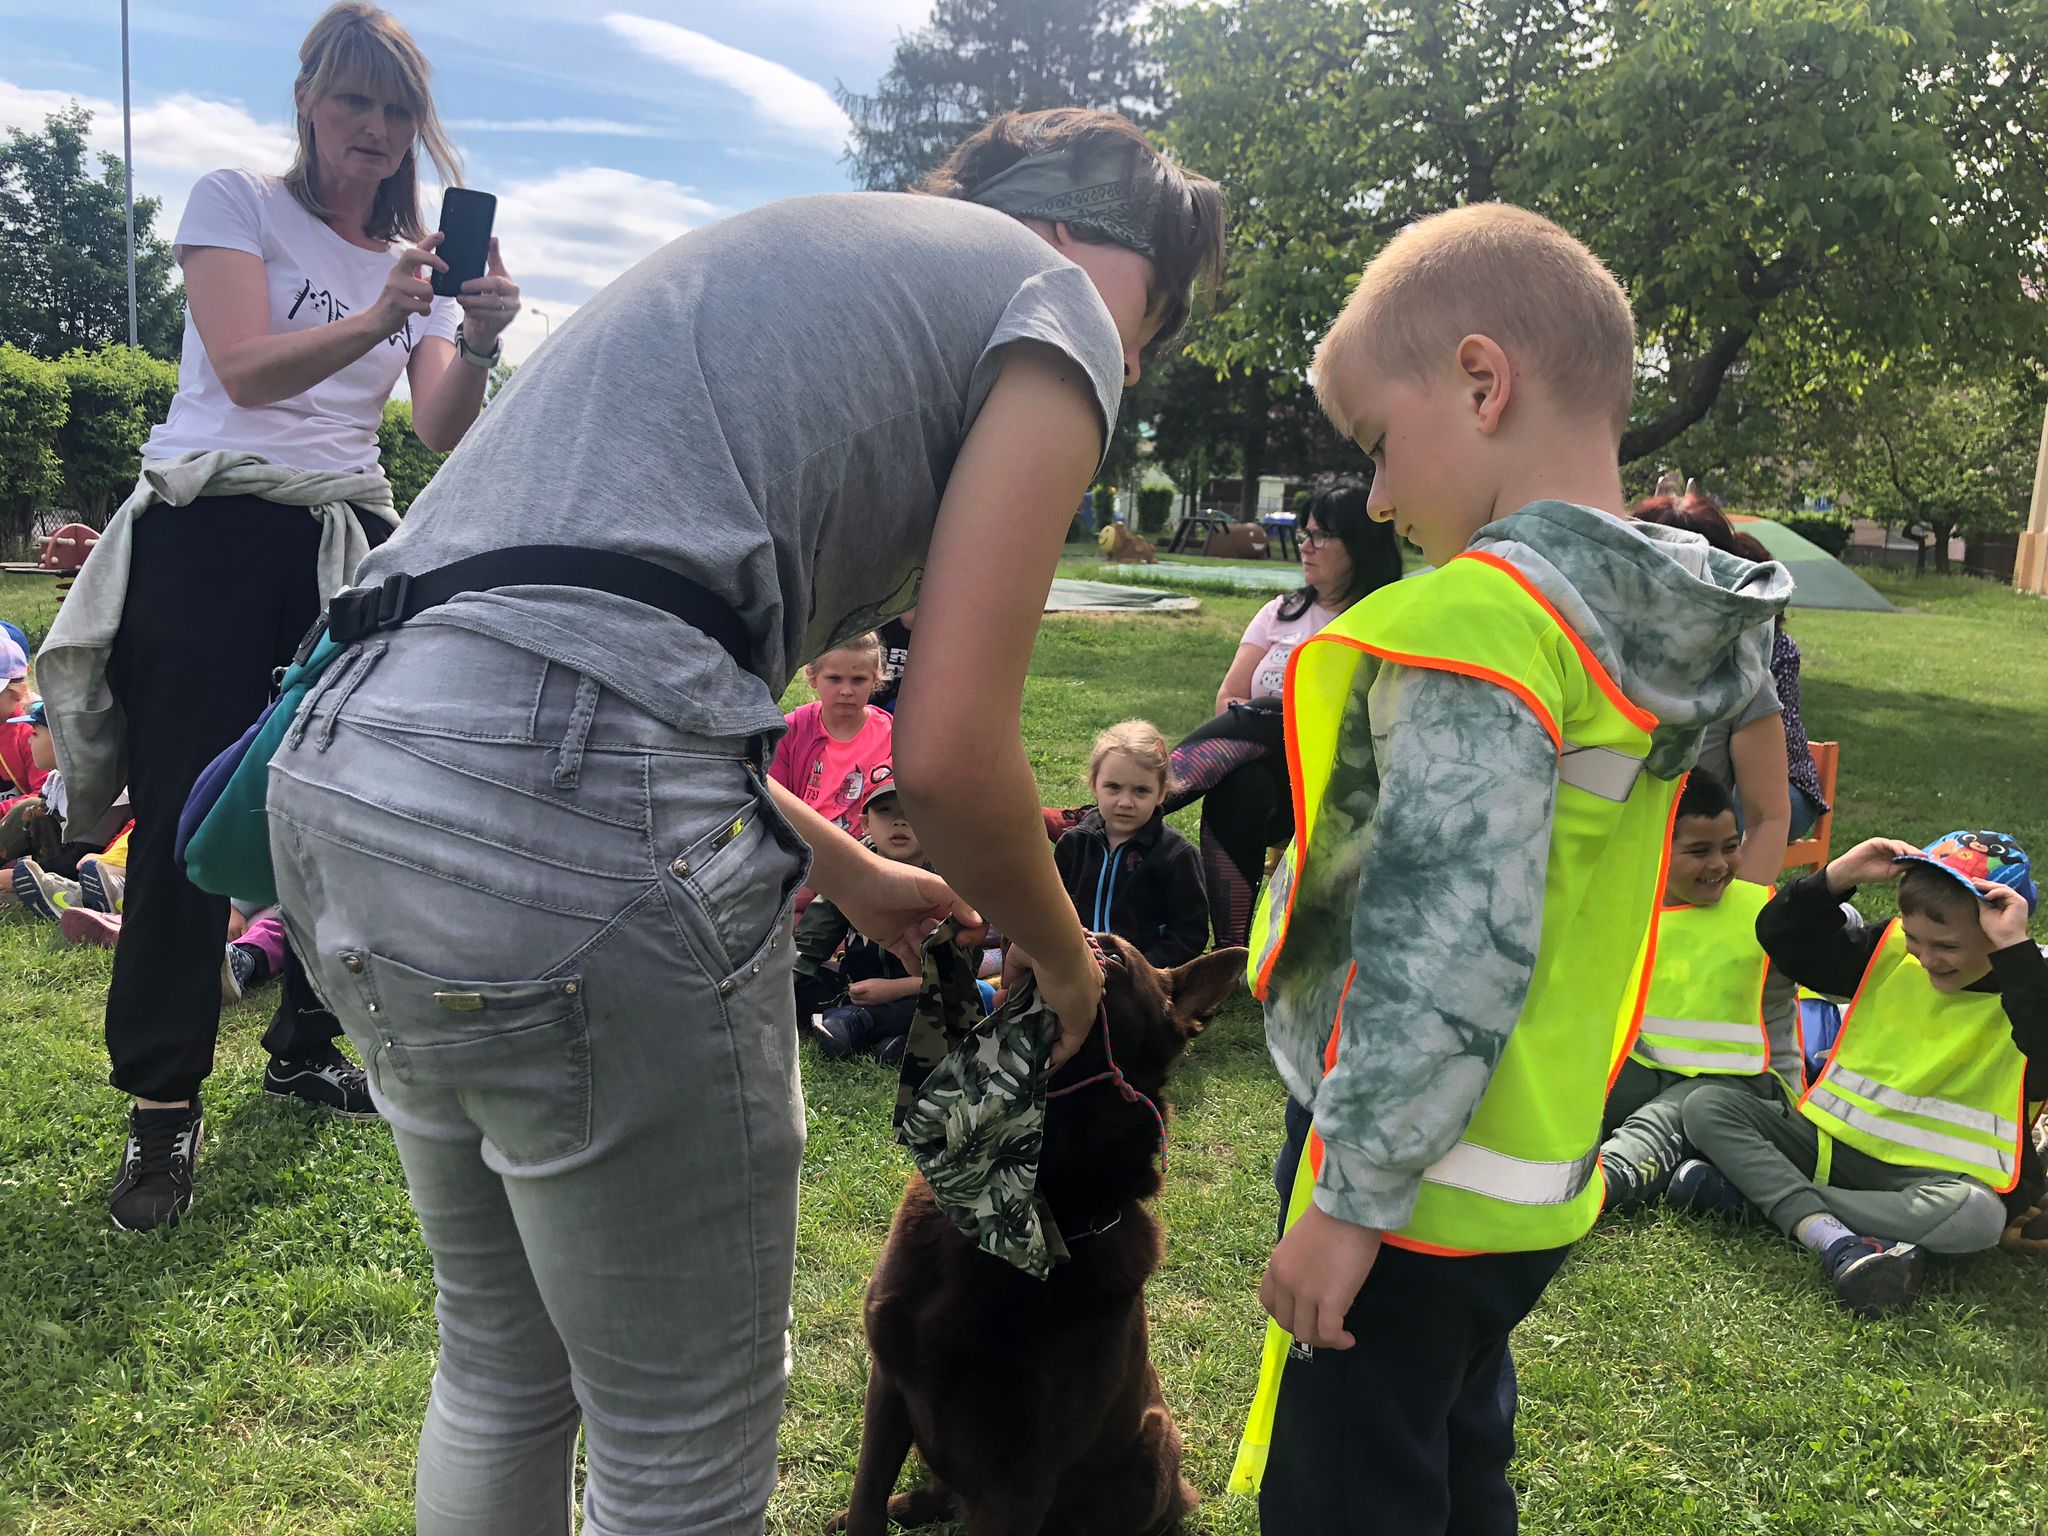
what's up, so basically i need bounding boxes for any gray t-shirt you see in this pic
[1695,677,1783,796]
[360,192,1126,736]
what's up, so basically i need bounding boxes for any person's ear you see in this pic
[1457,334,1513,435]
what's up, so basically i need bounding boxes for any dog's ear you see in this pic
[1165,948,1248,1037]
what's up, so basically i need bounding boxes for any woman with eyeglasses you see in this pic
[1163,477,1405,946]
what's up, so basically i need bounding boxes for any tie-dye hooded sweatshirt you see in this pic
[1263,501,1794,1232]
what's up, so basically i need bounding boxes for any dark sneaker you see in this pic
[1823,1233,1925,1318]
[220,943,262,1005]
[108,1101,204,1232]
[1600,1151,1655,1213]
[803,1011,853,1060]
[264,1045,378,1118]
[1665,1158,1761,1221]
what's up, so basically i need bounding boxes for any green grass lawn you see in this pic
[2,562,2046,1534]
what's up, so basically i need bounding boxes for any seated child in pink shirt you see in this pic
[769,631,894,837]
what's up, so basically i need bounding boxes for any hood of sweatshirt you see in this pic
[1468,501,1794,777]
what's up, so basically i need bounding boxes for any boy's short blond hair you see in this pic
[1316,203,1637,437]
[1089,718,1170,789]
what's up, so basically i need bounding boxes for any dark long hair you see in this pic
[1279,476,1404,620]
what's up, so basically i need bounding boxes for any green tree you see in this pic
[838,0,1160,190]
[1813,365,2042,574]
[1153,0,2048,466]
[0,105,181,359]
[0,344,67,558]
[378,399,446,516]
[51,344,178,527]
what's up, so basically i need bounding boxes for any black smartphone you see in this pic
[432,187,496,298]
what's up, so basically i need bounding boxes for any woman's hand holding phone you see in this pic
[455,237,520,347]
[370,230,444,339]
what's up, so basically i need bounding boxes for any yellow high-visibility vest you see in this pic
[1232,550,1680,1495]
[1630,881,1778,1079]
[1800,920,2032,1191]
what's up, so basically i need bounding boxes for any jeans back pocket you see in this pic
[351,948,593,1171]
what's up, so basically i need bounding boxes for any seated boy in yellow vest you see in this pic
[1234,205,1790,1533]
[1676,832,2044,1318]
[1598,770,1800,1210]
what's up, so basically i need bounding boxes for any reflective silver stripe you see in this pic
[1806,1089,2015,1178]
[1421,1141,1599,1206]
[1638,1016,1767,1046]
[1557,741,1645,802]
[1825,1066,2019,1141]
[1632,1040,1767,1073]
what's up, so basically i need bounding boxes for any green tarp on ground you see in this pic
[1143,561,1300,591]
[1045,578,1201,613]
[1728,516,1896,612]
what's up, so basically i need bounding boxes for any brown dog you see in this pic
[829,938,1247,1536]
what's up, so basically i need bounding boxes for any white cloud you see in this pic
[603,13,851,154]
[0,78,295,237]
[490,163,719,299]
[449,116,668,138]
[0,79,294,175]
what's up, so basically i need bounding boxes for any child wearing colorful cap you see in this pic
[1677,830,2046,1316]
[791,770,929,1064]
[1597,770,1802,1212]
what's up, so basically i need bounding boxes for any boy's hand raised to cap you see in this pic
[1974,881,2034,949]
[1260,1205,1383,1351]
[1824,837,1924,896]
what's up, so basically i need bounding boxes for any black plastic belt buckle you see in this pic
[327,572,413,646]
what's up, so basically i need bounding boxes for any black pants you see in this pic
[1164,705,1291,947]
[104,494,387,1102]
[1262,1102,1570,1536]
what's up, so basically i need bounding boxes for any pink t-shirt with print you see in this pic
[1240,596,1339,698]
[770,701,894,832]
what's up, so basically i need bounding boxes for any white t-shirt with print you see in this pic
[143,168,458,475]
[1241,595,1339,698]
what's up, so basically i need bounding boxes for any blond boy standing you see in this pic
[1233,204,1791,1531]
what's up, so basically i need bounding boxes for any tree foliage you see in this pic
[838,0,1159,190]
[1810,363,2042,572]
[1153,0,2048,466]
[51,344,178,527]
[378,400,446,516]
[0,105,181,360]
[0,345,67,558]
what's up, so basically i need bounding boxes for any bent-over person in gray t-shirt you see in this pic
[267,108,1224,1535]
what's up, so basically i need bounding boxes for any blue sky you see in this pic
[1,0,940,362]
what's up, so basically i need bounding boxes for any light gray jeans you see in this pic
[268,622,810,1536]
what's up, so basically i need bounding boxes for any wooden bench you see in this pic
[1779,740,1839,875]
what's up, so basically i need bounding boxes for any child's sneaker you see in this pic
[1599,1151,1660,1213]
[1665,1158,1761,1221]
[221,942,262,1004]
[59,906,122,948]
[79,858,125,913]
[1822,1233,1925,1318]
[12,858,80,921]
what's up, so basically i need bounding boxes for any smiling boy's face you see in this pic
[1901,906,1997,992]
[1666,810,1742,907]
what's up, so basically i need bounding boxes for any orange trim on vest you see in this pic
[1382,1233,1486,1258]
[1304,963,1359,1183]
[1457,549,1660,734]
[1612,777,1686,1089]
[1796,918,1897,1113]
